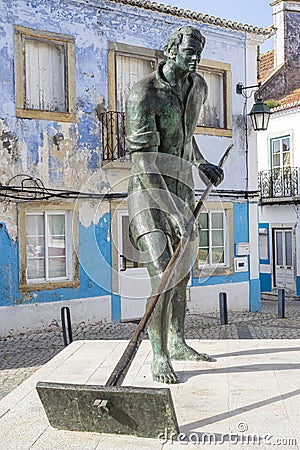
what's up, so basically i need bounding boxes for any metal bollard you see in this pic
[61,306,73,346]
[219,292,228,325]
[278,288,285,319]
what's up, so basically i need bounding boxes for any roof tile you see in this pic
[111,0,275,36]
[259,50,275,82]
[272,87,300,112]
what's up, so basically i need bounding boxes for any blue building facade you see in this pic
[0,0,272,335]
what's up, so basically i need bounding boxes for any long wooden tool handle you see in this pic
[106,143,234,387]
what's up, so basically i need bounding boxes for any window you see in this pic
[26,212,70,281]
[198,68,224,128]
[259,229,269,262]
[260,234,269,261]
[198,211,227,267]
[267,135,295,197]
[271,136,291,169]
[108,42,162,113]
[120,214,144,269]
[196,59,232,137]
[19,203,79,290]
[24,39,66,112]
[193,203,233,278]
[14,26,76,122]
[115,53,158,113]
[102,43,163,163]
[275,229,293,267]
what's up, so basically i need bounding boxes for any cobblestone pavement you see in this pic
[1,300,300,400]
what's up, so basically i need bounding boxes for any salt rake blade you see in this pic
[36,381,179,439]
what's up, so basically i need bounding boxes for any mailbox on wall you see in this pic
[236,242,250,256]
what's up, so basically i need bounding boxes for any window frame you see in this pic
[259,227,270,264]
[193,202,233,278]
[107,42,164,112]
[18,202,79,292]
[26,210,70,283]
[270,134,291,170]
[14,26,76,122]
[198,210,227,267]
[196,58,232,137]
[103,42,164,166]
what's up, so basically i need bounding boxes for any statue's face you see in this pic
[173,34,202,73]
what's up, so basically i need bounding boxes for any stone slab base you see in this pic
[1,339,300,449]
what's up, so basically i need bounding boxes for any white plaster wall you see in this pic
[259,203,298,223]
[0,296,111,338]
[189,282,249,313]
[257,126,270,171]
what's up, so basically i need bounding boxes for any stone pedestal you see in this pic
[1,339,300,449]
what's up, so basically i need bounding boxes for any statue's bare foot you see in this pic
[152,356,178,384]
[169,341,211,361]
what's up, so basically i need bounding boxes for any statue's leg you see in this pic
[168,241,211,362]
[137,230,178,384]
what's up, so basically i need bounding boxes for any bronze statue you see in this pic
[125,26,223,384]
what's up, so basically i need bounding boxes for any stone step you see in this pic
[261,291,300,301]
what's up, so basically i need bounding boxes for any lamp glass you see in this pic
[249,98,271,131]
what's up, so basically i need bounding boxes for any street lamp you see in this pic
[236,82,272,131]
[248,98,272,131]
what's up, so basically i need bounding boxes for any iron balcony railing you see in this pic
[101,111,131,162]
[259,167,300,199]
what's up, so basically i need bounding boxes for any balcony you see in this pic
[259,167,300,203]
[101,111,131,163]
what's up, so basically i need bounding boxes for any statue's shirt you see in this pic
[125,61,207,242]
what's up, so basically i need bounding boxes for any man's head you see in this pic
[164,27,205,72]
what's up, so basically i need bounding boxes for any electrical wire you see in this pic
[0,176,260,203]
[0,174,127,202]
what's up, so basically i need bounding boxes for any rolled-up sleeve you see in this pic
[126,130,160,152]
[125,81,160,153]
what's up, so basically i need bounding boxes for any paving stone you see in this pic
[1,300,300,399]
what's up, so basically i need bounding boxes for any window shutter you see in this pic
[116,54,155,111]
[50,43,65,111]
[198,70,224,128]
[25,40,40,109]
[25,39,66,111]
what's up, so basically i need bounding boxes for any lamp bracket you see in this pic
[236,82,261,95]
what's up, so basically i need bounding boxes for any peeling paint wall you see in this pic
[0,209,111,307]
[0,0,261,319]
[0,0,259,197]
[0,222,20,305]
[0,1,108,197]
[0,0,114,308]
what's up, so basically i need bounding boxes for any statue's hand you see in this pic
[199,163,224,187]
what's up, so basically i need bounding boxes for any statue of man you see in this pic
[125,26,223,384]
